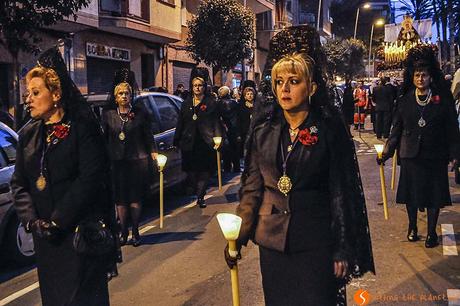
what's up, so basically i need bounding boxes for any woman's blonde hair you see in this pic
[114,82,133,96]
[26,66,62,97]
[271,53,315,97]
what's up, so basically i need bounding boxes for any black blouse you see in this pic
[102,103,156,161]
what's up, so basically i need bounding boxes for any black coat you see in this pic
[173,95,223,151]
[383,89,460,160]
[237,110,374,272]
[102,103,156,161]
[373,84,396,112]
[11,114,111,306]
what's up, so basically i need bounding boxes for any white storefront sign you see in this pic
[86,43,131,62]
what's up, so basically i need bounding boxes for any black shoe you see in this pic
[407,228,419,242]
[131,231,141,247]
[119,231,128,246]
[425,233,439,248]
[197,198,206,208]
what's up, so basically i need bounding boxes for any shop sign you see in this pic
[86,43,131,62]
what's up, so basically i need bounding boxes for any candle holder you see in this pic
[391,150,397,190]
[213,136,223,191]
[157,154,167,228]
[375,144,389,220]
[217,213,242,306]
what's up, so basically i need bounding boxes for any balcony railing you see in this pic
[100,0,150,22]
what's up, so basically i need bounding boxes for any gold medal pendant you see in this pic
[36,175,47,191]
[277,174,292,196]
[119,131,126,141]
[192,113,198,121]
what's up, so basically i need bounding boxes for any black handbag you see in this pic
[73,218,115,256]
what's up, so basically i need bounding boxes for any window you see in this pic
[0,128,16,165]
[138,97,161,134]
[152,96,179,132]
[158,0,175,6]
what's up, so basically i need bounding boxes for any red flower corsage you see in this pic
[128,112,135,120]
[431,95,441,104]
[54,123,70,139]
[47,122,70,144]
[298,126,318,146]
[200,104,207,112]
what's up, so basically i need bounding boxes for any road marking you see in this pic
[441,224,458,256]
[184,194,214,209]
[139,225,156,234]
[0,282,39,306]
[447,289,460,306]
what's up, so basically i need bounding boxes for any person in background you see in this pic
[173,83,188,99]
[341,78,355,134]
[218,86,241,173]
[373,77,396,139]
[173,68,223,208]
[231,87,241,101]
[225,25,374,306]
[102,69,157,247]
[12,47,113,306]
[353,80,368,130]
[238,86,257,158]
[378,45,460,248]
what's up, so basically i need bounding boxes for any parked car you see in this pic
[134,92,186,192]
[0,122,35,265]
[86,92,187,193]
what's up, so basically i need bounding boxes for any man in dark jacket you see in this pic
[373,77,396,138]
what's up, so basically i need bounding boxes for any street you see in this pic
[0,125,459,306]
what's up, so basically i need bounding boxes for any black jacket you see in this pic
[102,103,156,161]
[174,95,223,151]
[11,114,112,305]
[373,84,396,112]
[383,89,460,160]
[237,109,374,275]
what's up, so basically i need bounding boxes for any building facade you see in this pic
[0,0,182,114]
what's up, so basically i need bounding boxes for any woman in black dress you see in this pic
[378,45,460,248]
[238,86,256,157]
[11,47,112,306]
[174,68,223,208]
[102,69,157,246]
[225,25,374,306]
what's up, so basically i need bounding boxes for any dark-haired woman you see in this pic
[378,45,460,248]
[12,48,111,305]
[224,26,374,305]
[174,69,223,208]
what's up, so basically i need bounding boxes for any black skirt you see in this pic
[112,158,150,204]
[258,246,338,306]
[397,158,452,208]
[181,131,216,172]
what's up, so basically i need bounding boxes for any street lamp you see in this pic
[374,144,389,220]
[316,0,322,31]
[353,3,371,39]
[217,213,242,306]
[157,154,167,228]
[213,136,223,190]
[368,18,385,81]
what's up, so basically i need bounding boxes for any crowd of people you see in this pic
[10,23,460,305]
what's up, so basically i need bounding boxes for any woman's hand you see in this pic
[224,243,241,269]
[151,152,158,160]
[334,260,348,278]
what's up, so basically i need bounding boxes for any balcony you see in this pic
[99,0,181,44]
[240,0,275,14]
